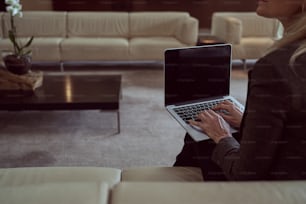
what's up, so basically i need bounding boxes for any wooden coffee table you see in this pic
[0,74,122,133]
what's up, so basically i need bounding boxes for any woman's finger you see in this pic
[201,110,215,119]
[222,100,233,105]
[207,109,219,117]
[188,119,200,127]
[213,103,231,111]
[218,112,231,119]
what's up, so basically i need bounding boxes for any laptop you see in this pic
[164,44,244,141]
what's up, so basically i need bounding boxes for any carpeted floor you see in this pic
[0,64,248,168]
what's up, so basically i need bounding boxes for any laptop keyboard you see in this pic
[173,99,232,122]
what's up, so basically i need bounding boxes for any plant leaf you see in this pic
[23,50,32,56]
[21,36,34,49]
[8,30,21,54]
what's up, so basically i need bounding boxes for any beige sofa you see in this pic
[211,12,282,69]
[1,166,306,204]
[0,11,198,68]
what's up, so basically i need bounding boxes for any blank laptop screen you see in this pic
[164,44,231,106]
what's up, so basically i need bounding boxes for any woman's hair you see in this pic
[267,12,306,66]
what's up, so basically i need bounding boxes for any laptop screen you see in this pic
[164,44,231,106]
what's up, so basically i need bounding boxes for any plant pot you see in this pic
[3,54,32,75]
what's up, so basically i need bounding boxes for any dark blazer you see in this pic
[212,41,306,180]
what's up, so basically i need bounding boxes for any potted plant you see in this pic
[3,0,34,75]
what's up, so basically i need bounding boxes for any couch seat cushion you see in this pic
[129,37,185,60]
[0,38,63,61]
[61,37,129,61]
[232,37,275,60]
[0,182,109,204]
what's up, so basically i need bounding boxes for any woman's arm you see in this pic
[212,58,290,180]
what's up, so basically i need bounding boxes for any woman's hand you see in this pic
[213,100,243,129]
[188,110,232,143]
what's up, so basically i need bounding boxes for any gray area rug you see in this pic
[0,65,248,168]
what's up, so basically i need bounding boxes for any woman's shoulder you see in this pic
[252,40,306,76]
[263,42,300,62]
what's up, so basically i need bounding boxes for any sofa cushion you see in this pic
[111,181,306,204]
[61,37,129,61]
[211,12,280,61]
[121,167,203,182]
[130,12,190,37]
[212,12,279,38]
[0,167,121,188]
[2,11,67,38]
[234,37,275,59]
[129,37,185,60]
[0,38,63,61]
[237,13,280,37]
[0,182,109,204]
[1,11,199,63]
[67,12,129,37]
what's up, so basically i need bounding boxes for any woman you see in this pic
[174,0,306,180]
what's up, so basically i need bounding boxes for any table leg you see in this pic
[116,110,120,134]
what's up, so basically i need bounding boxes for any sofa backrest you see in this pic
[67,12,129,37]
[234,12,280,37]
[0,11,197,43]
[129,12,190,37]
[212,12,280,38]
[2,11,67,38]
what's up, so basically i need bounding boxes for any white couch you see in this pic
[211,12,282,68]
[1,166,306,204]
[0,11,198,68]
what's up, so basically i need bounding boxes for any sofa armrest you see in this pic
[211,15,242,44]
[176,16,199,46]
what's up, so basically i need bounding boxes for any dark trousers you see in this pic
[174,133,241,181]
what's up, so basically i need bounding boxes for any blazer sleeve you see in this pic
[211,57,291,180]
